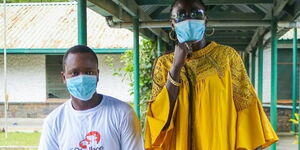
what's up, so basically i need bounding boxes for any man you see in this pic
[39,45,143,150]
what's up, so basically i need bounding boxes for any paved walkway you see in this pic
[0,118,43,132]
[0,118,299,149]
[266,135,297,150]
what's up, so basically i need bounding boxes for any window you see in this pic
[46,55,69,99]
[277,48,300,101]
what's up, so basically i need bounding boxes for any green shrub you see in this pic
[105,39,158,134]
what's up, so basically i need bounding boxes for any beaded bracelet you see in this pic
[168,72,182,87]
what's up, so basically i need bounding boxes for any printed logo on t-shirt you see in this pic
[71,131,104,150]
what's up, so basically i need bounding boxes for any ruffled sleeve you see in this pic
[145,57,178,150]
[230,49,279,149]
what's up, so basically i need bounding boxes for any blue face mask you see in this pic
[66,75,97,101]
[174,19,205,43]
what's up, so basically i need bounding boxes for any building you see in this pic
[0,2,134,118]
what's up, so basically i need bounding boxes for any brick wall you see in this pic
[264,107,293,132]
[0,102,294,132]
[0,102,61,118]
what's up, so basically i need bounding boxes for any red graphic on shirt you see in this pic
[79,131,101,149]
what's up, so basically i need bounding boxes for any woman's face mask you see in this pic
[174,19,206,43]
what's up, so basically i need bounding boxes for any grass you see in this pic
[0,132,40,146]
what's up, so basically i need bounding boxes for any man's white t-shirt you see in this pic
[39,94,144,150]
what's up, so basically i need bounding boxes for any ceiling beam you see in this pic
[87,0,170,43]
[137,0,272,6]
[245,27,266,52]
[207,37,252,41]
[212,31,254,37]
[215,41,250,45]
[87,0,131,21]
[229,46,247,51]
[273,0,290,17]
[265,0,296,46]
[87,0,155,40]
[150,6,167,19]
[207,35,252,39]
[109,0,170,43]
[153,12,265,20]
[208,12,265,20]
[111,0,137,17]
[293,0,300,18]
[247,5,267,16]
[245,0,292,52]
[109,20,270,28]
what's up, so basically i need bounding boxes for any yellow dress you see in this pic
[145,41,278,150]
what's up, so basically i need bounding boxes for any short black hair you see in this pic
[62,45,98,71]
[170,0,206,13]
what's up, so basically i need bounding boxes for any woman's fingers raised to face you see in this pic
[173,43,190,68]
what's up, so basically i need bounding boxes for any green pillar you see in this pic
[77,0,87,45]
[270,18,278,150]
[133,17,140,119]
[245,53,250,75]
[251,49,256,85]
[157,37,162,57]
[292,27,298,132]
[258,40,264,102]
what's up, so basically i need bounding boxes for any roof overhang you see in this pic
[87,0,300,51]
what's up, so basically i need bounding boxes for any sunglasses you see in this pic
[171,9,205,23]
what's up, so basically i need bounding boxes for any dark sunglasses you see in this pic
[171,9,205,23]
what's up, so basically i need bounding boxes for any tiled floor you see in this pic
[266,135,297,150]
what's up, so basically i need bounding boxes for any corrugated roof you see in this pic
[279,28,300,40]
[0,2,133,49]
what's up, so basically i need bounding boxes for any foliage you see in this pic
[289,113,299,144]
[120,39,157,128]
[290,113,299,125]
[0,131,40,146]
[105,39,158,133]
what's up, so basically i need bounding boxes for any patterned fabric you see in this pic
[145,41,278,150]
[151,41,255,112]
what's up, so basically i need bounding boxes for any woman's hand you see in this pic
[171,43,190,77]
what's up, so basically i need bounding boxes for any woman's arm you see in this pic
[163,43,189,130]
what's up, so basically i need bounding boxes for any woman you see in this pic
[145,0,278,149]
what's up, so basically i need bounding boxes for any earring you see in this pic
[169,30,177,41]
[205,28,215,37]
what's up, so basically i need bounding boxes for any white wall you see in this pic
[250,48,272,104]
[0,55,46,102]
[96,54,132,102]
[263,48,271,103]
[0,54,133,103]
[255,50,259,90]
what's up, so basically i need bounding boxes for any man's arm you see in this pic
[38,119,59,150]
[120,109,144,150]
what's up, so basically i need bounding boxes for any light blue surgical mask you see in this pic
[174,19,205,43]
[66,75,97,101]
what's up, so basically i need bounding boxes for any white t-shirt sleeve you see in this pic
[38,118,59,150]
[120,109,144,150]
